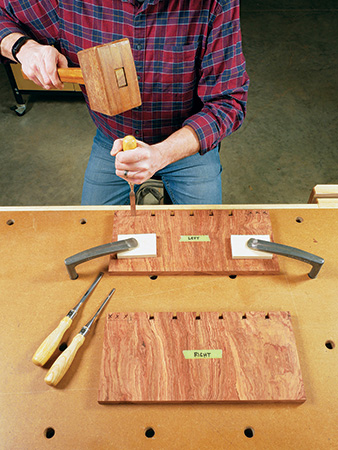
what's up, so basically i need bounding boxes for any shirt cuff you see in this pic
[183,112,220,155]
[0,27,27,63]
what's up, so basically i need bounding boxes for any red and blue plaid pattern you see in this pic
[1,0,249,154]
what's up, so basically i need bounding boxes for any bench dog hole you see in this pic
[244,427,254,438]
[44,428,55,439]
[145,427,155,438]
[6,219,15,226]
[59,342,68,352]
[150,275,158,280]
[325,340,335,350]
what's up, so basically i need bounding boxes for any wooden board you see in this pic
[98,311,306,403]
[108,209,280,275]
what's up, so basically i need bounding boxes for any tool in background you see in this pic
[122,135,137,216]
[44,288,115,387]
[32,272,104,366]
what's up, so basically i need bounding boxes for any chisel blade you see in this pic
[130,184,136,216]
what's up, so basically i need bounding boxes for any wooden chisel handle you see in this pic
[122,136,137,216]
[44,333,85,386]
[32,316,73,366]
[22,67,84,84]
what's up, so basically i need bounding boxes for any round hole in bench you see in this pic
[44,428,55,439]
[244,427,254,438]
[145,427,155,438]
[59,342,68,352]
[325,340,335,350]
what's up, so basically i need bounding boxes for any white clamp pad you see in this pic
[231,235,273,259]
[117,234,157,259]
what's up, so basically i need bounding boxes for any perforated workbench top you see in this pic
[0,205,337,449]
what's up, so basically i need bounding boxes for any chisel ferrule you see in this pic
[80,326,90,337]
[67,309,77,320]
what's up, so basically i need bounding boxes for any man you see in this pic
[0,0,249,205]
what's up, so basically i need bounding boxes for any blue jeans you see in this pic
[81,129,223,205]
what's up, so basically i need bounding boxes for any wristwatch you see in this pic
[11,36,32,63]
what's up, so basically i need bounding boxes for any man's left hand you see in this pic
[111,139,163,185]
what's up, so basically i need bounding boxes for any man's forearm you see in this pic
[1,32,68,89]
[154,126,201,169]
[0,32,25,61]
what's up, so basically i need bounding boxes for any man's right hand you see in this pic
[18,39,68,89]
[0,33,68,89]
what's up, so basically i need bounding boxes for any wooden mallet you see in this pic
[24,38,141,116]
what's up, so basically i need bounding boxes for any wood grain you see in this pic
[108,209,280,275]
[98,311,306,403]
[77,38,141,116]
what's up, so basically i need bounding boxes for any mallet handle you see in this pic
[57,67,84,84]
[22,67,84,84]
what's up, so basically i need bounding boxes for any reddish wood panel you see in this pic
[98,311,306,403]
[108,209,280,275]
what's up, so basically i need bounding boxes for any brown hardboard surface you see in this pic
[98,311,305,403]
[0,207,337,449]
[109,209,280,275]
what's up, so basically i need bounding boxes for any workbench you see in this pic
[0,204,337,449]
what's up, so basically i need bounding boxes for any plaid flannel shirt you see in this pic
[0,0,249,154]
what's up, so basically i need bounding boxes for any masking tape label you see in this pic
[179,235,210,242]
[183,350,222,359]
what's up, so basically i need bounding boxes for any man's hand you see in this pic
[111,126,201,185]
[0,33,68,89]
[18,40,68,90]
[111,139,164,185]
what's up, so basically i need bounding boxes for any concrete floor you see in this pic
[0,0,337,206]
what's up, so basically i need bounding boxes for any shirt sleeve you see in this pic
[0,1,60,61]
[0,2,28,40]
[183,0,249,155]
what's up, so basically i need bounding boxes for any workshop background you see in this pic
[0,0,337,206]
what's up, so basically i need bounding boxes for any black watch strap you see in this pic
[11,36,32,63]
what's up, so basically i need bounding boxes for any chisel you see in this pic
[32,272,103,366]
[122,135,137,216]
[44,288,115,386]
